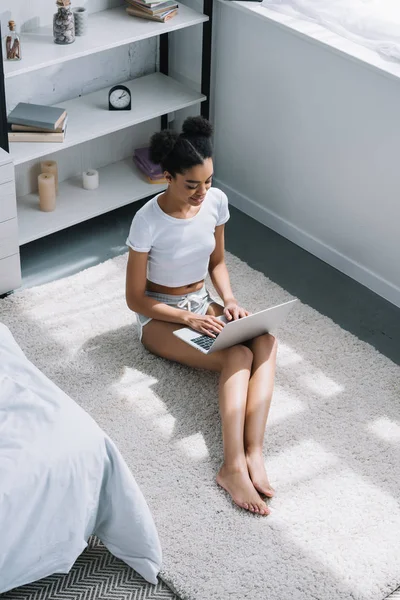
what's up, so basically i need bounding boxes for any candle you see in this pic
[83,169,99,190]
[41,160,58,192]
[38,173,56,212]
[73,7,88,36]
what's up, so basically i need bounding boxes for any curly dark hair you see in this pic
[149,116,213,177]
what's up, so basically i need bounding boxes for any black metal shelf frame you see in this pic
[159,0,212,129]
[0,23,9,153]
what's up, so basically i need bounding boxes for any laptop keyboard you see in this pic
[192,333,219,351]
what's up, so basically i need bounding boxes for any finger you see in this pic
[224,308,232,321]
[202,327,215,338]
[232,307,240,321]
[208,324,223,334]
[238,308,247,318]
[209,318,224,330]
[196,322,210,335]
[204,320,222,333]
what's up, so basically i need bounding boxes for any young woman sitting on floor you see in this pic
[125,116,277,516]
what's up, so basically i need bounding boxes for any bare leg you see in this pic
[142,319,269,515]
[207,303,278,497]
[215,343,270,515]
[244,334,278,497]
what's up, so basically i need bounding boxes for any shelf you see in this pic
[17,157,166,245]
[4,5,208,79]
[10,72,206,166]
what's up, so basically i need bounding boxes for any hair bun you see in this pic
[149,130,179,164]
[182,116,213,138]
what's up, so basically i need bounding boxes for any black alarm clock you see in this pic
[108,85,132,111]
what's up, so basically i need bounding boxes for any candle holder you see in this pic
[73,7,88,36]
[82,169,99,190]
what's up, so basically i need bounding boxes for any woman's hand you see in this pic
[182,312,225,338]
[224,299,249,321]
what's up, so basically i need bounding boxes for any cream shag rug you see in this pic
[1,252,399,600]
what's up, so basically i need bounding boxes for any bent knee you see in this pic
[224,343,253,366]
[256,332,277,348]
[269,333,278,349]
[251,333,278,359]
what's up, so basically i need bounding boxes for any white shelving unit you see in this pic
[0,3,210,285]
[11,73,205,165]
[4,5,207,79]
[18,159,166,245]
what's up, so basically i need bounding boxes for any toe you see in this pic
[254,482,275,498]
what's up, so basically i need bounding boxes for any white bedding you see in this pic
[263,0,400,60]
[0,323,162,593]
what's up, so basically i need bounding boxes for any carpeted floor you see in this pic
[0,252,399,600]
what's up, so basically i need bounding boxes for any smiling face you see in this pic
[166,158,214,207]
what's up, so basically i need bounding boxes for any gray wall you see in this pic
[211,1,400,308]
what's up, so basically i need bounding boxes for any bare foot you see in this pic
[246,451,275,498]
[216,464,270,515]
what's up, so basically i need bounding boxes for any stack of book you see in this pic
[7,102,68,143]
[125,0,178,23]
[133,147,168,184]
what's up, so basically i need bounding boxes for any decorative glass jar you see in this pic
[53,0,75,45]
[4,20,21,61]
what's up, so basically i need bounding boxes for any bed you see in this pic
[262,0,400,60]
[0,322,162,594]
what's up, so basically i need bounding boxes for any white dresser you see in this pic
[0,148,21,295]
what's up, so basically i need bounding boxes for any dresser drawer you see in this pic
[0,252,21,295]
[0,218,19,260]
[0,180,17,222]
[0,161,14,186]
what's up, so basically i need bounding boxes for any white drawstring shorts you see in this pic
[135,285,218,342]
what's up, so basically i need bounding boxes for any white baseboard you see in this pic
[214,178,400,309]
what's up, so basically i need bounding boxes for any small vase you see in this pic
[4,20,21,61]
[73,7,88,36]
[53,0,75,45]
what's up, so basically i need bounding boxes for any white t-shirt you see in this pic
[126,187,230,287]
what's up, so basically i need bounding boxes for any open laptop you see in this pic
[173,298,297,354]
